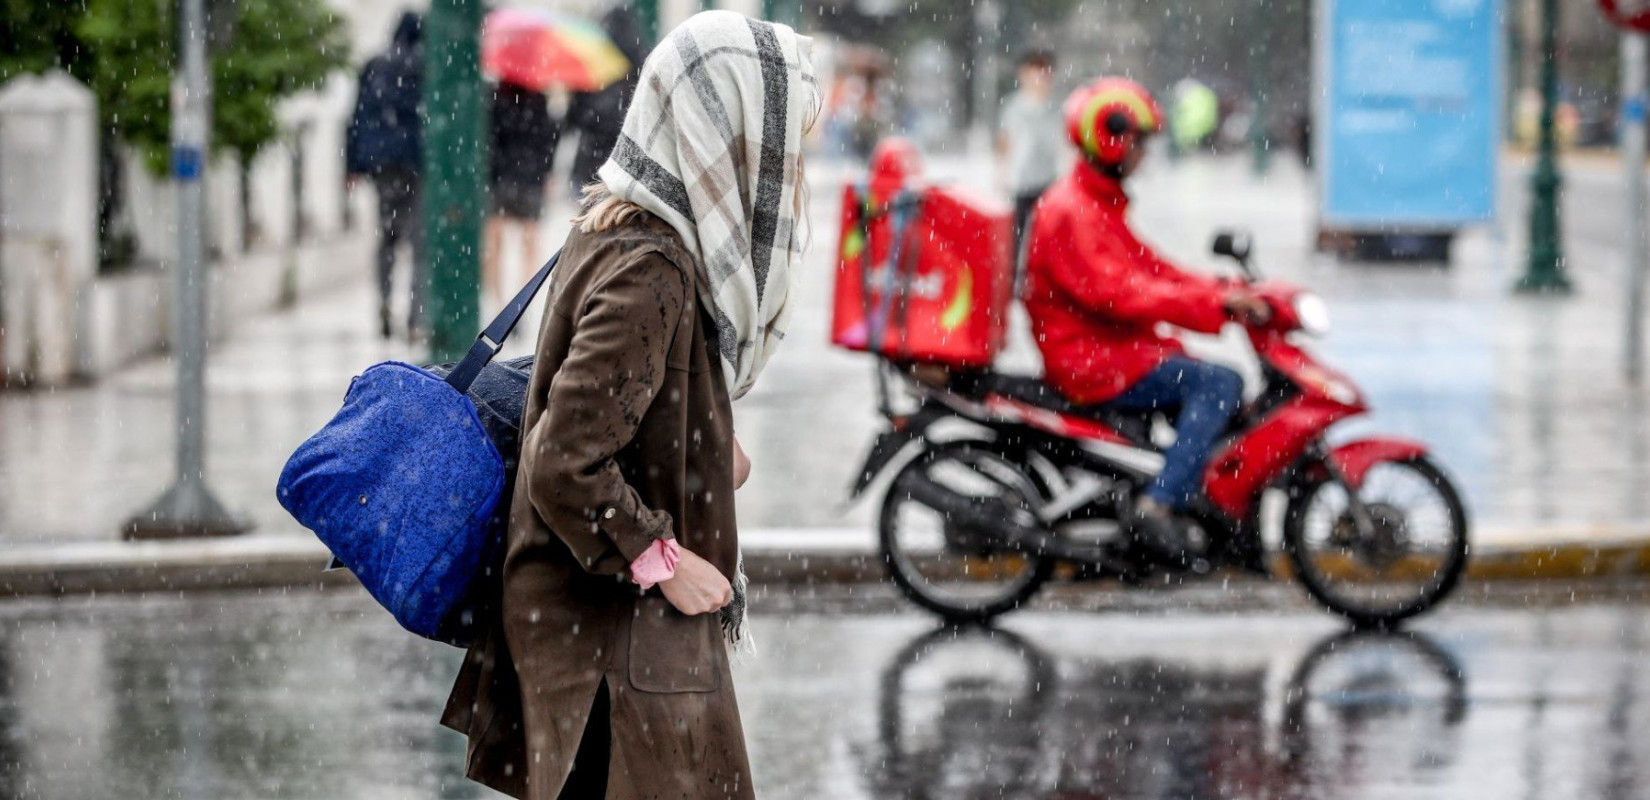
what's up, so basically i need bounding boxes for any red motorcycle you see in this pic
[851,231,1470,627]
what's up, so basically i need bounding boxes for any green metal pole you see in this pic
[633,0,659,44]
[763,0,802,27]
[1516,0,1571,293]
[1250,0,1272,176]
[423,0,487,361]
[1507,0,1523,140]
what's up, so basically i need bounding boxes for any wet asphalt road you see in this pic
[2,582,1647,800]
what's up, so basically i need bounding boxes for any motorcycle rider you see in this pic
[1023,77,1271,564]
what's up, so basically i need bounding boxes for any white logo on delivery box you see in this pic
[867,263,945,300]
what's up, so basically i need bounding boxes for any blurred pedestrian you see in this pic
[485,81,560,310]
[345,11,427,341]
[1295,113,1312,167]
[564,4,650,195]
[442,11,818,800]
[848,73,891,160]
[997,49,1061,280]
[1170,78,1220,156]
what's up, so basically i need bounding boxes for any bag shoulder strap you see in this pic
[444,250,561,393]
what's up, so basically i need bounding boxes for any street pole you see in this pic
[1516,0,1572,293]
[762,0,802,28]
[424,0,486,363]
[1250,0,1272,176]
[1623,31,1647,382]
[1507,0,1523,141]
[124,0,246,539]
[634,0,659,45]
[970,0,1002,158]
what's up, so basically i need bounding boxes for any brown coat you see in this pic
[442,215,751,800]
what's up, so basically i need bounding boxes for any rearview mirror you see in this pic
[1211,230,1252,263]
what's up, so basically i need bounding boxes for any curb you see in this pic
[0,537,354,597]
[0,529,1647,599]
[1463,540,1650,582]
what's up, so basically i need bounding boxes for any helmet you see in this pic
[1063,77,1164,166]
[869,137,923,202]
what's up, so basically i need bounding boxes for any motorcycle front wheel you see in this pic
[878,441,1055,623]
[1284,456,1469,628]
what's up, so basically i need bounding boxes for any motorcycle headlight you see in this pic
[1294,293,1332,336]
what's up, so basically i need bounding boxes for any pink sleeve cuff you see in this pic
[629,538,681,591]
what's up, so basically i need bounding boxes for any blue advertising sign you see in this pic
[1317,0,1502,227]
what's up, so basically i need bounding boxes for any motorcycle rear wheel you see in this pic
[878,441,1055,623]
[1284,456,1469,628]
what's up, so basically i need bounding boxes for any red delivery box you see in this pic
[831,181,1014,369]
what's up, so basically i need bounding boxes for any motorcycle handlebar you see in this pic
[1248,282,1306,332]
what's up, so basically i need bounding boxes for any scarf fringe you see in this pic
[719,555,756,657]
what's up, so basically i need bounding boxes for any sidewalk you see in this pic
[0,151,1646,596]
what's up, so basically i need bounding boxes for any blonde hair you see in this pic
[571,182,648,233]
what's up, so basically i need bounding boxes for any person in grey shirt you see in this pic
[997,49,1063,280]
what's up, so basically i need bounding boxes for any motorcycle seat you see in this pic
[963,372,1162,448]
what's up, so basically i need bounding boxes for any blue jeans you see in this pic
[1107,356,1244,510]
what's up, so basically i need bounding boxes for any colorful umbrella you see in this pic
[482,7,630,93]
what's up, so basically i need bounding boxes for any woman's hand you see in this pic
[733,435,752,490]
[659,547,733,615]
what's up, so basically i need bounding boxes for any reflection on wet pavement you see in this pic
[865,626,1468,799]
[0,588,1646,799]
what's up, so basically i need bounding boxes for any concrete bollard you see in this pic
[0,71,98,387]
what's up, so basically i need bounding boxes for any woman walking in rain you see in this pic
[484,79,560,310]
[442,11,817,800]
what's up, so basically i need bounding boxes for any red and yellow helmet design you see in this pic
[1063,77,1163,166]
[869,137,923,203]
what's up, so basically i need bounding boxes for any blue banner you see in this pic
[1318,0,1502,227]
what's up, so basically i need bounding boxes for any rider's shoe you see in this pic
[1126,497,1196,567]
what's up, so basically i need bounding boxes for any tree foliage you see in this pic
[0,0,91,82]
[0,0,348,175]
[209,0,350,165]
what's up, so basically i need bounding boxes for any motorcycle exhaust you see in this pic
[894,471,1064,555]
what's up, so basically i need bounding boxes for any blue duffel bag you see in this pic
[277,252,557,644]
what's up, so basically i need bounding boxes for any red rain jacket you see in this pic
[1024,164,1231,404]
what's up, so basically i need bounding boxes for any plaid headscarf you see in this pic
[597,10,817,401]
